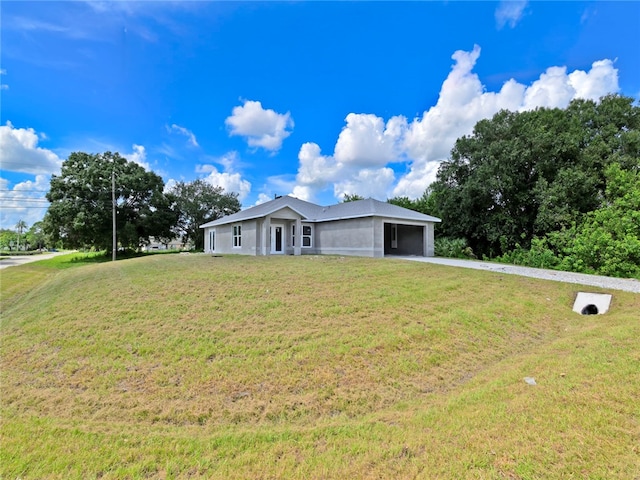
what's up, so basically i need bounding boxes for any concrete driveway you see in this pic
[0,251,73,270]
[391,256,640,293]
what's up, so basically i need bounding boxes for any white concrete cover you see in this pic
[572,292,613,315]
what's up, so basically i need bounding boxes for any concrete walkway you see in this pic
[392,256,640,293]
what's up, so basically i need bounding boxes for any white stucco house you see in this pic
[200,195,441,258]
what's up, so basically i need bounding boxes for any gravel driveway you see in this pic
[392,256,640,293]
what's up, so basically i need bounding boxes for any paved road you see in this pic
[392,256,640,293]
[0,251,73,270]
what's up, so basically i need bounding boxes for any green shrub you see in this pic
[435,237,476,259]
[493,237,561,270]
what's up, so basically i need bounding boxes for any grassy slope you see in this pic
[1,254,639,479]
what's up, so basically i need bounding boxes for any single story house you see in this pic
[200,195,441,257]
[143,236,190,251]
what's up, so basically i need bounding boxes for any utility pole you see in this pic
[112,170,116,261]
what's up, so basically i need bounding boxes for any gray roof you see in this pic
[200,195,441,228]
[314,198,441,223]
[200,196,324,228]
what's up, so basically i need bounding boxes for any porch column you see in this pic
[294,217,302,256]
[262,215,271,255]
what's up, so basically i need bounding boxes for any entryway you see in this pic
[270,224,284,254]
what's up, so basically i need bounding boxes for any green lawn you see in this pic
[1,253,639,479]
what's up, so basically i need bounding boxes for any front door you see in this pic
[270,224,284,254]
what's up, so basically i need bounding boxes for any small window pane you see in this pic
[303,225,311,235]
[302,236,311,247]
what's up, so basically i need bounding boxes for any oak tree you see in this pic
[44,151,178,251]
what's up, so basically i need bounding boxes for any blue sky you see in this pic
[2,1,639,229]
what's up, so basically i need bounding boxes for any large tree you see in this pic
[0,229,18,251]
[44,151,178,251]
[169,180,241,250]
[432,95,640,257]
[26,221,46,250]
[388,188,439,217]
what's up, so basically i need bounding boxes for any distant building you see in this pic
[143,237,190,251]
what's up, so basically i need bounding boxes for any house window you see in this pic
[292,224,312,247]
[210,230,215,251]
[302,225,312,248]
[233,224,242,248]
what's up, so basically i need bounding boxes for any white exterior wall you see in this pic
[242,220,259,254]
[204,224,231,254]
[204,215,437,257]
[204,221,259,255]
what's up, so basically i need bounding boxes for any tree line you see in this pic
[0,221,46,252]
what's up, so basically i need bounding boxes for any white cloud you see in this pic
[391,162,441,199]
[123,144,151,171]
[296,142,340,189]
[522,66,578,109]
[168,123,199,147]
[291,114,407,202]
[225,100,294,152]
[522,60,619,110]
[291,185,313,202]
[292,46,620,202]
[204,168,251,201]
[293,135,400,203]
[254,193,272,206]
[333,167,395,201]
[495,1,528,29]
[569,59,619,102]
[0,122,62,175]
[0,175,51,230]
[196,150,251,201]
[334,113,406,167]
